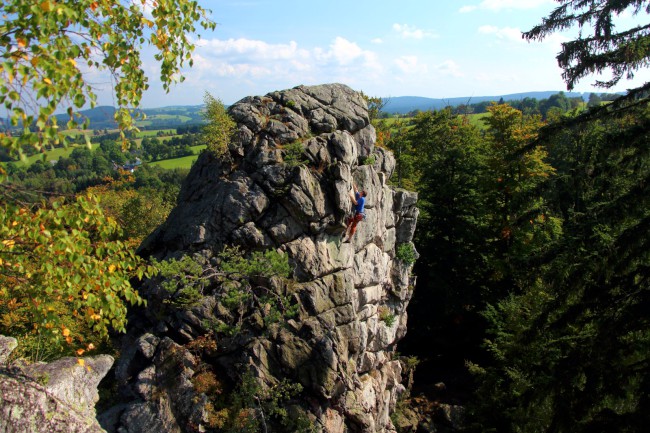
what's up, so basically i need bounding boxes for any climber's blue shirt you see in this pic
[355,192,365,214]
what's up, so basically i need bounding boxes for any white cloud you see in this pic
[478,25,523,42]
[330,37,364,65]
[392,23,438,39]
[196,38,309,61]
[394,56,427,74]
[190,36,382,84]
[371,38,383,44]
[436,60,464,77]
[460,0,552,13]
[459,6,477,13]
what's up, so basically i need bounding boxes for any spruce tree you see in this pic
[524,0,650,91]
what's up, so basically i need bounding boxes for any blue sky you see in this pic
[125,0,650,107]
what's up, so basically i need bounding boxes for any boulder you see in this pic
[0,335,112,433]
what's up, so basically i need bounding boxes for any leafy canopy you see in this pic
[0,0,215,157]
[0,193,154,360]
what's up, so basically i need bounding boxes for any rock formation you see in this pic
[104,83,418,433]
[0,334,113,433]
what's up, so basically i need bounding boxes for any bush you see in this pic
[283,141,308,167]
[378,306,396,327]
[202,92,236,157]
[396,243,417,265]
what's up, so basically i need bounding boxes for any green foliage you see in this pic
[155,247,295,338]
[395,243,417,265]
[201,370,314,433]
[282,141,308,168]
[524,0,650,91]
[0,193,152,360]
[378,117,416,189]
[468,101,650,433]
[87,174,179,245]
[0,0,215,156]
[218,246,291,280]
[378,306,396,327]
[154,254,209,308]
[361,92,387,121]
[202,92,236,157]
[362,154,376,165]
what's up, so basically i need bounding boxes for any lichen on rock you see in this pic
[0,335,113,433]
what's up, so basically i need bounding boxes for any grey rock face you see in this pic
[118,83,418,433]
[0,335,112,433]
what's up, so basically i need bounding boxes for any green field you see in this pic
[132,134,183,147]
[10,143,100,167]
[136,114,192,127]
[466,112,490,129]
[2,128,205,170]
[150,145,206,169]
[136,129,177,137]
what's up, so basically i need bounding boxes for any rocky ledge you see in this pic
[0,334,113,433]
[104,83,419,433]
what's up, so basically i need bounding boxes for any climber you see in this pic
[342,183,367,242]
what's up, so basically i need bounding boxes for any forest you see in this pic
[1,1,648,432]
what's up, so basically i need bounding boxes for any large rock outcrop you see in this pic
[0,335,113,433]
[105,84,418,433]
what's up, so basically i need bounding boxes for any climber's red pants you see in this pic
[346,213,364,237]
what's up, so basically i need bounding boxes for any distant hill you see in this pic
[50,91,625,130]
[60,105,117,129]
[56,105,205,130]
[382,91,594,114]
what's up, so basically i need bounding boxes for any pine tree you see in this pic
[524,0,650,91]
[468,2,650,427]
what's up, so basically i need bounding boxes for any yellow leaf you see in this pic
[77,358,85,367]
[62,328,70,337]
[2,239,15,248]
[43,78,52,85]
[108,264,116,273]
[16,38,27,48]
[141,18,154,29]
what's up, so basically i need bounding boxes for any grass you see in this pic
[150,154,197,169]
[136,114,192,127]
[10,143,100,167]
[136,129,177,137]
[150,145,206,169]
[3,128,201,169]
[131,134,183,147]
[466,112,490,129]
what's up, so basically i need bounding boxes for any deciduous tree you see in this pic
[0,0,215,158]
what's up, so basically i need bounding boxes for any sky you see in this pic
[113,0,650,108]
